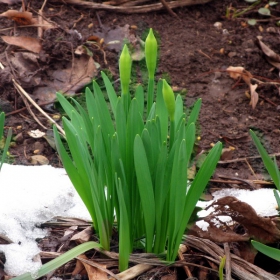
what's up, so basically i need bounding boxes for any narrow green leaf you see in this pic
[175,94,183,130]
[146,102,156,121]
[155,80,168,142]
[56,93,77,120]
[0,128,12,170]
[115,98,127,164]
[115,176,131,271]
[141,128,154,172]
[135,84,144,118]
[167,138,188,259]
[86,87,99,132]
[169,142,222,261]
[101,71,118,118]
[219,256,226,280]
[251,240,280,261]
[273,190,280,211]
[13,242,102,280]
[134,134,155,252]
[186,99,201,128]
[147,78,155,116]
[0,113,4,140]
[185,122,196,161]
[250,130,280,190]
[93,81,115,143]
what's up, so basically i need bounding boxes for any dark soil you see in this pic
[1,0,280,279]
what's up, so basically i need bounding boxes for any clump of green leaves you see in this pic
[54,28,222,271]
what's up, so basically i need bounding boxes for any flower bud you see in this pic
[119,44,132,95]
[145,28,157,79]
[162,79,175,121]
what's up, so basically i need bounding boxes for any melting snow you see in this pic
[0,163,278,277]
[0,164,90,276]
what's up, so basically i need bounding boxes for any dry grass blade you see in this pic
[184,235,280,280]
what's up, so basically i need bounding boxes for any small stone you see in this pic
[266,27,278,33]
[223,29,230,35]
[228,52,237,58]
[214,22,222,29]
[33,141,44,154]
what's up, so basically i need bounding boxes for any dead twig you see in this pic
[159,0,179,19]
[223,243,231,280]
[16,88,48,130]
[38,0,48,38]
[12,79,65,135]
[197,49,213,61]
[178,245,193,278]
[51,0,213,14]
[218,152,280,164]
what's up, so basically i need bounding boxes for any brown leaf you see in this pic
[221,147,235,161]
[72,259,87,276]
[227,66,258,109]
[256,37,280,69]
[77,255,107,280]
[1,36,42,53]
[0,10,36,25]
[33,55,97,102]
[227,66,252,85]
[30,155,49,165]
[0,0,21,3]
[71,226,93,243]
[190,196,280,244]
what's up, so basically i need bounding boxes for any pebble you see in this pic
[213,22,222,29]
[228,52,237,58]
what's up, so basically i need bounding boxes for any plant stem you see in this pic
[147,78,154,117]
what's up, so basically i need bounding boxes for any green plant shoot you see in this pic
[0,112,12,170]
[251,240,280,262]
[53,28,222,271]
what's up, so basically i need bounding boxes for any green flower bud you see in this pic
[119,44,132,95]
[145,28,157,79]
[162,79,175,121]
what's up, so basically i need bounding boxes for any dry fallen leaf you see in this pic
[0,0,21,3]
[221,147,235,161]
[76,255,108,280]
[190,196,280,244]
[71,226,93,243]
[8,52,42,87]
[256,37,280,69]
[0,9,55,30]
[30,155,49,165]
[227,66,259,109]
[1,36,42,53]
[33,55,97,102]
[0,10,36,25]
[227,66,252,85]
